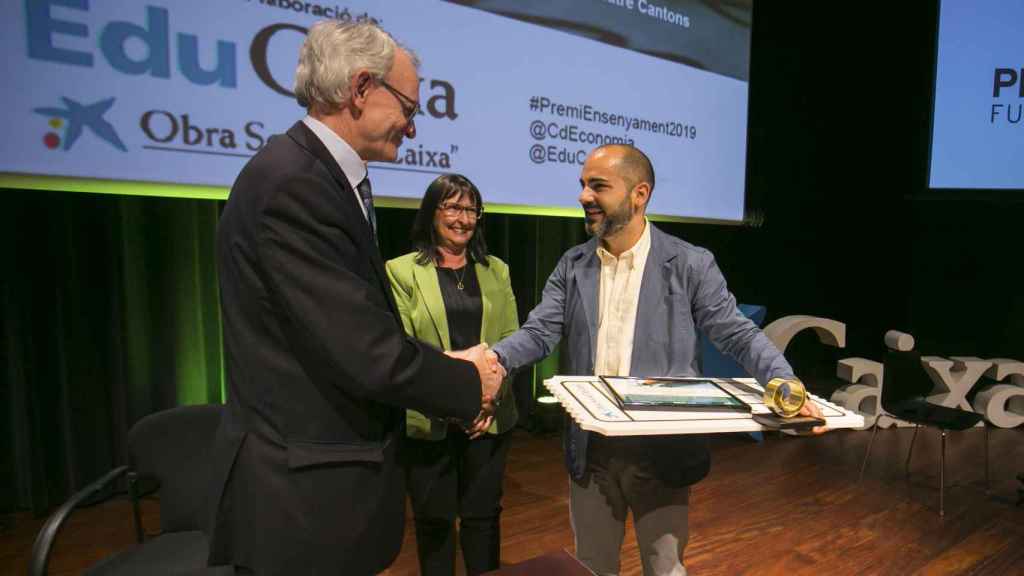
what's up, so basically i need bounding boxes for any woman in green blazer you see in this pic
[386,174,519,576]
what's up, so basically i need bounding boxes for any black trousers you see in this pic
[404,426,512,576]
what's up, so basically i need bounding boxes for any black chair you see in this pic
[859,331,986,517]
[30,403,227,575]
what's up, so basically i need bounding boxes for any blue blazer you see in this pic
[493,224,794,484]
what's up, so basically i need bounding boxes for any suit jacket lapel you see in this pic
[632,225,675,372]
[572,240,601,361]
[412,262,451,350]
[285,121,400,321]
[476,260,496,344]
[286,122,369,236]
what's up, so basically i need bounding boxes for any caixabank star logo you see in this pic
[33,96,127,152]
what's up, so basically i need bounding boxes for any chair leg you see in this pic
[859,422,880,483]
[905,424,920,481]
[128,471,143,543]
[984,423,990,494]
[939,429,947,519]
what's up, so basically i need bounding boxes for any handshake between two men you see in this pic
[445,343,506,439]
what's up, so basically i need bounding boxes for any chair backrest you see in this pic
[127,403,223,534]
[880,348,934,412]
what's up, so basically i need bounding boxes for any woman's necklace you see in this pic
[440,247,468,290]
[452,265,467,290]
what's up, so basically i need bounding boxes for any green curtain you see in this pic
[1,190,225,515]
[0,188,586,514]
[0,184,857,516]
[7,181,1023,517]
[7,182,1024,517]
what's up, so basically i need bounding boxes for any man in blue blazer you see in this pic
[492,144,823,575]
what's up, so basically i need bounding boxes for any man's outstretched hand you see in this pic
[446,343,505,412]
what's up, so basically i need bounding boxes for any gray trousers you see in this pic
[570,438,690,576]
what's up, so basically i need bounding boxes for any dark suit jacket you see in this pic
[207,121,481,575]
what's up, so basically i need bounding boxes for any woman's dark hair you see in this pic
[411,173,490,267]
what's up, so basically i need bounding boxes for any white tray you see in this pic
[543,376,864,436]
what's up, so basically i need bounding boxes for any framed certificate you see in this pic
[599,376,752,413]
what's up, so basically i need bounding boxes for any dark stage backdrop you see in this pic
[3,2,1023,517]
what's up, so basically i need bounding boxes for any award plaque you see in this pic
[542,376,865,436]
[763,378,807,417]
[599,376,751,413]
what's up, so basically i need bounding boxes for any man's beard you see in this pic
[585,196,634,239]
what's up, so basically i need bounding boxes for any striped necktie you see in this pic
[356,177,377,241]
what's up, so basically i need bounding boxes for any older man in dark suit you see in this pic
[207,21,501,575]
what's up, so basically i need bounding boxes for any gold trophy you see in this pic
[763,378,807,417]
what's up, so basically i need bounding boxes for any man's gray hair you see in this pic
[294,21,418,113]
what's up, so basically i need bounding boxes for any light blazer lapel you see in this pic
[632,225,676,373]
[475,260,496,344]
[572,241,601,361]
[412,262,451,350]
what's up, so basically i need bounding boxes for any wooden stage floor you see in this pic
[3,425,1022,575]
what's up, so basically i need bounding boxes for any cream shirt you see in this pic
[594,220,652,377]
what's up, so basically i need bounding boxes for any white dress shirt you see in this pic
[301,115,370,221]
[594,219,652,377]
